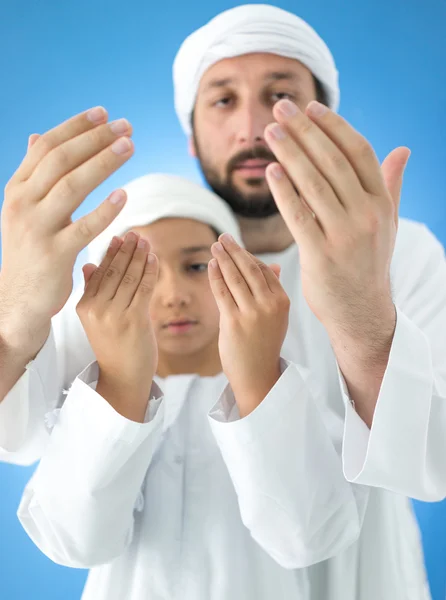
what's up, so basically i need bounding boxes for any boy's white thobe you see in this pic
[18,361,429,599]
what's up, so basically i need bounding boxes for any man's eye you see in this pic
[272,92,295,102]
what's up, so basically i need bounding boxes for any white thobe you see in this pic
[1,220,445,501]
[18,361,359,600]
[17,362,429,600]
[0,217,443,598]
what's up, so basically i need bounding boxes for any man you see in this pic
[172,4,446,502]
[169,7,444,598]
[0,3,442,598]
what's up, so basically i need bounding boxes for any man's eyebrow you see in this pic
[203,71,300,92]
[180,246,212,254]
[203,77,234,92]
[264,71,301,83]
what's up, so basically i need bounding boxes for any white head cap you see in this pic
[87,173,242,265]
[173,4,339,135]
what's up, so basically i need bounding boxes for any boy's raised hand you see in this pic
[76,232,159,422]
[208,233,290,417]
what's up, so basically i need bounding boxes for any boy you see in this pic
[18,174,361,600]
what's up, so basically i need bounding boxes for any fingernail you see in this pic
[307,101,328,118]
[109,236,118,248]
[209,258,218,269]
[147,253,156,264]
[220,233,234,244]
[213,242,224,253]
[269,164,283,180]
[268,124,287,140]
[111,137,132,155]
[87,106,107,124]
[278,99,298,117]
[109,189,126,205]
[125,231,137,243]
[137,238,146,249]
[109,118,130,135]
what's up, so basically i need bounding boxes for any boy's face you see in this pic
[133,218,220,359]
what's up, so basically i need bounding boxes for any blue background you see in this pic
[1,1,445,598]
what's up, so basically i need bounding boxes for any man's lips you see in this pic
[234,159,271,177]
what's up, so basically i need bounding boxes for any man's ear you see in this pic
[188,136,197,158]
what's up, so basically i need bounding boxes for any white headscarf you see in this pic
[87,173,242,266]
[173,4,339,136]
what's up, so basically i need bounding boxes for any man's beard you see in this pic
[194,138,279,219]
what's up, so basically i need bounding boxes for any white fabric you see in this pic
[17,361,428,600]
[173,4,339,135]
[87,173,243,266]
[1,218,445,500]
[1,216,444,597]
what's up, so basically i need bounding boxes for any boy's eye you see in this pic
[213,96,232,108]
[187,263,209,273]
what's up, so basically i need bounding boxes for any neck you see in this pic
[237,213,294,254]
[157,339,222,378]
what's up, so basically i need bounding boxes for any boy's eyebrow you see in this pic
[180,245,212,255]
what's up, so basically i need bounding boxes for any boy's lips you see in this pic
[163,319,198,334]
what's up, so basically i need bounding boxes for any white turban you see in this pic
[173,4,339,136]
[87,174,242,266]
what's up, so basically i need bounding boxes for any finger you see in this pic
[269,263,281,279]
[114,237,151,310]
[59,189,127,254]
[40,137,134,227]
[245,253,284,294]
[258,262,286,295]
[381,147,410,224]
[274,100,364,213]
[207,258,238,315]
[211,242,253,310]
[130,253,159,311]
[305,101,386,196]
[27,134,40,152]
[265,163,326,252]
[14,106,109,183]
[27,118,133,203]
[82,263,98,290]
[218,233,271,299]
[81,236,123,298]
[264,122,345,228]
[95,231,140,301]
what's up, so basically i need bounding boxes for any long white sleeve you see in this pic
[0,329,56,465]
[208,359,366,569]
[17,362,165,568]
[341,221,446,501]
[0,284,94,465]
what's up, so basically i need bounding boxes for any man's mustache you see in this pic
[227,147,277,176]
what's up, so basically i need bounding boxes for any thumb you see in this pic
[381,146,411,222]
[27,133,40,152]
[82,263,97,289]
[269,263,281,279]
